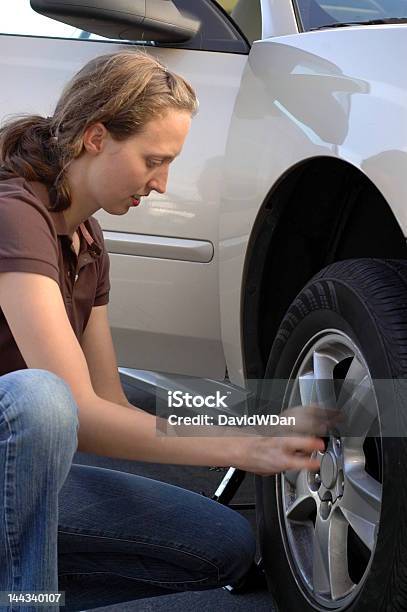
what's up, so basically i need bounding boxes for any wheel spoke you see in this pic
[312,350,343,410]
[284,468,299,487]
[286,470,316,521]
[313,511,354,599]
[339,469,382,551]
[298,372,317,406]
[340,375,377,439]
[313,349,338,378]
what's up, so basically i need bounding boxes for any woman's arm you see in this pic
[0,272,324,475]
[81,303,138,409]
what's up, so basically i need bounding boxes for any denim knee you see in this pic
[206,504,256,586]
[0,368,79,448]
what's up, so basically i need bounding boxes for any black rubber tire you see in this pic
[255,258,407,612]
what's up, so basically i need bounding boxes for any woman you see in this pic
[0,50,324,610]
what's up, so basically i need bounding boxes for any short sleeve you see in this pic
[92,220,110,307]
[0,190,59,284]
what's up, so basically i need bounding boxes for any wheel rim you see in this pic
[278,329,383,610]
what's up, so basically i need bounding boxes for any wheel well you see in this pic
[242,157,407,379]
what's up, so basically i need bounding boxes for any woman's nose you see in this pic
[148,167,169,194]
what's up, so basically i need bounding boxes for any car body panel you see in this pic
[220,25,407,386]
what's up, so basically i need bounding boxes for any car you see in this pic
[1,1,407,610]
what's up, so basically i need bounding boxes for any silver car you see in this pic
[1,1,407,610]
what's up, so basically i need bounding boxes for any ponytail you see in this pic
[0,114,66,207]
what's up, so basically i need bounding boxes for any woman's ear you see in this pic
[82,122,107,155]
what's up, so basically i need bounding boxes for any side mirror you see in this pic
[30,0,201,43]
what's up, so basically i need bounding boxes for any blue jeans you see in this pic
[0,369,256,611]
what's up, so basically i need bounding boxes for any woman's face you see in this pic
[81,109,192,215]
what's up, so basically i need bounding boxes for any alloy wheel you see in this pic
[278,330,382,609]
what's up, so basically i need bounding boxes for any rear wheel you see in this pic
[255,259,407,612]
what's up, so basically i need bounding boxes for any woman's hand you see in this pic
[235,434,324,476]
[231,404,341,476]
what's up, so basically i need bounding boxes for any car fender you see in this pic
[221,25,407,386]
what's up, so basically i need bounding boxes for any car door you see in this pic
[0,0,250,378]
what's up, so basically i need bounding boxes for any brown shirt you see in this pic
[0,176,110,376]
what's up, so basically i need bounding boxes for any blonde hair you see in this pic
[0,49,198,210]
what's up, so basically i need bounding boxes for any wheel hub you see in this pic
[317,439,344,505]
[320,451,337,489]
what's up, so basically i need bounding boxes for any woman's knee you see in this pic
[212,506,257,585]
[0,368,79,443]
[187,496,256,586]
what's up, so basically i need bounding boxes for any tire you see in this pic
[255,258,407,612]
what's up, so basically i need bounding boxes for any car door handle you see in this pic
[103,231,214,263]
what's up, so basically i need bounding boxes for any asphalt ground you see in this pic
[67,380,277,611]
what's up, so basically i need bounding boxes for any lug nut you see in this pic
[320,497,333,520]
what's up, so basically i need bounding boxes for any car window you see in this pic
[215,0,262,44]
[0,0,248,53]
[295,0,407,31]
[217,0,240,12]
[161,0,249,52]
